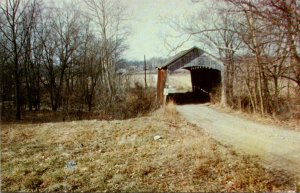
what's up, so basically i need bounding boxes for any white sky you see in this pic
[61,0,206,60]
[122,0,205,60]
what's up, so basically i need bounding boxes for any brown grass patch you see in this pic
[1,106,298,192]
[211,103,300,131]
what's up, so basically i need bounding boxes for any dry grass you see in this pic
[1,104,298,192]
[211,103,300,132]
[130,72,192,92]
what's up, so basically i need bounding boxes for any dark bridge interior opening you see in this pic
[157,47,223,105]
[167,68,222,105]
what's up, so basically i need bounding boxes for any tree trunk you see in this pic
[14,58,21,120]
[274,75,279,112]
[13,32,21,120]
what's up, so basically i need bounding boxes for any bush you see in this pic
[210,85,222,104]
[2,82,158,123]
[106,82,158,120]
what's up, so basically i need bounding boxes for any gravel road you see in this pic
[177,104,300,177]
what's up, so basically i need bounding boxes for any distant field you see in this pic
[129,70,192,92]
[129,73,158,88]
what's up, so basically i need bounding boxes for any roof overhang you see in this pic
[183,53,224,71]
[157,47,223,72]
[157,47,201,71]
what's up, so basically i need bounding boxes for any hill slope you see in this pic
[1,106,297,192]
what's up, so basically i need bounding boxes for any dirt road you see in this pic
[177,104,300,177]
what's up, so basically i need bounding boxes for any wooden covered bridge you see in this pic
[157,47,224,104]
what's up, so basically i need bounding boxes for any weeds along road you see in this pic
[177,104,300,177]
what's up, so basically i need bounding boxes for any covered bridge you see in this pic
[157,46,224,104]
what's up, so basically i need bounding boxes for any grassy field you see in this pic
[130,71,192,92]
[1,103,298,192]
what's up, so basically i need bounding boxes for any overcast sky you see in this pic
[122,0,205,60]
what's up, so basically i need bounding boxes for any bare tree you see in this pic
[0,24,13,117]
[38,5,83,111]
[76,23,103,112]
[164,3,241,106]
[262,0,300,87]
[164,0,299,114]
[0,0,39,120]
[220,0,299,114]
[191,9,241,106]
[22,1,43,111]
[84,0,129,108]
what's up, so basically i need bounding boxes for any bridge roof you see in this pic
[183,53,224,71]
[158,47,223,72]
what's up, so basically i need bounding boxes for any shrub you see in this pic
[106,82,158,119]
